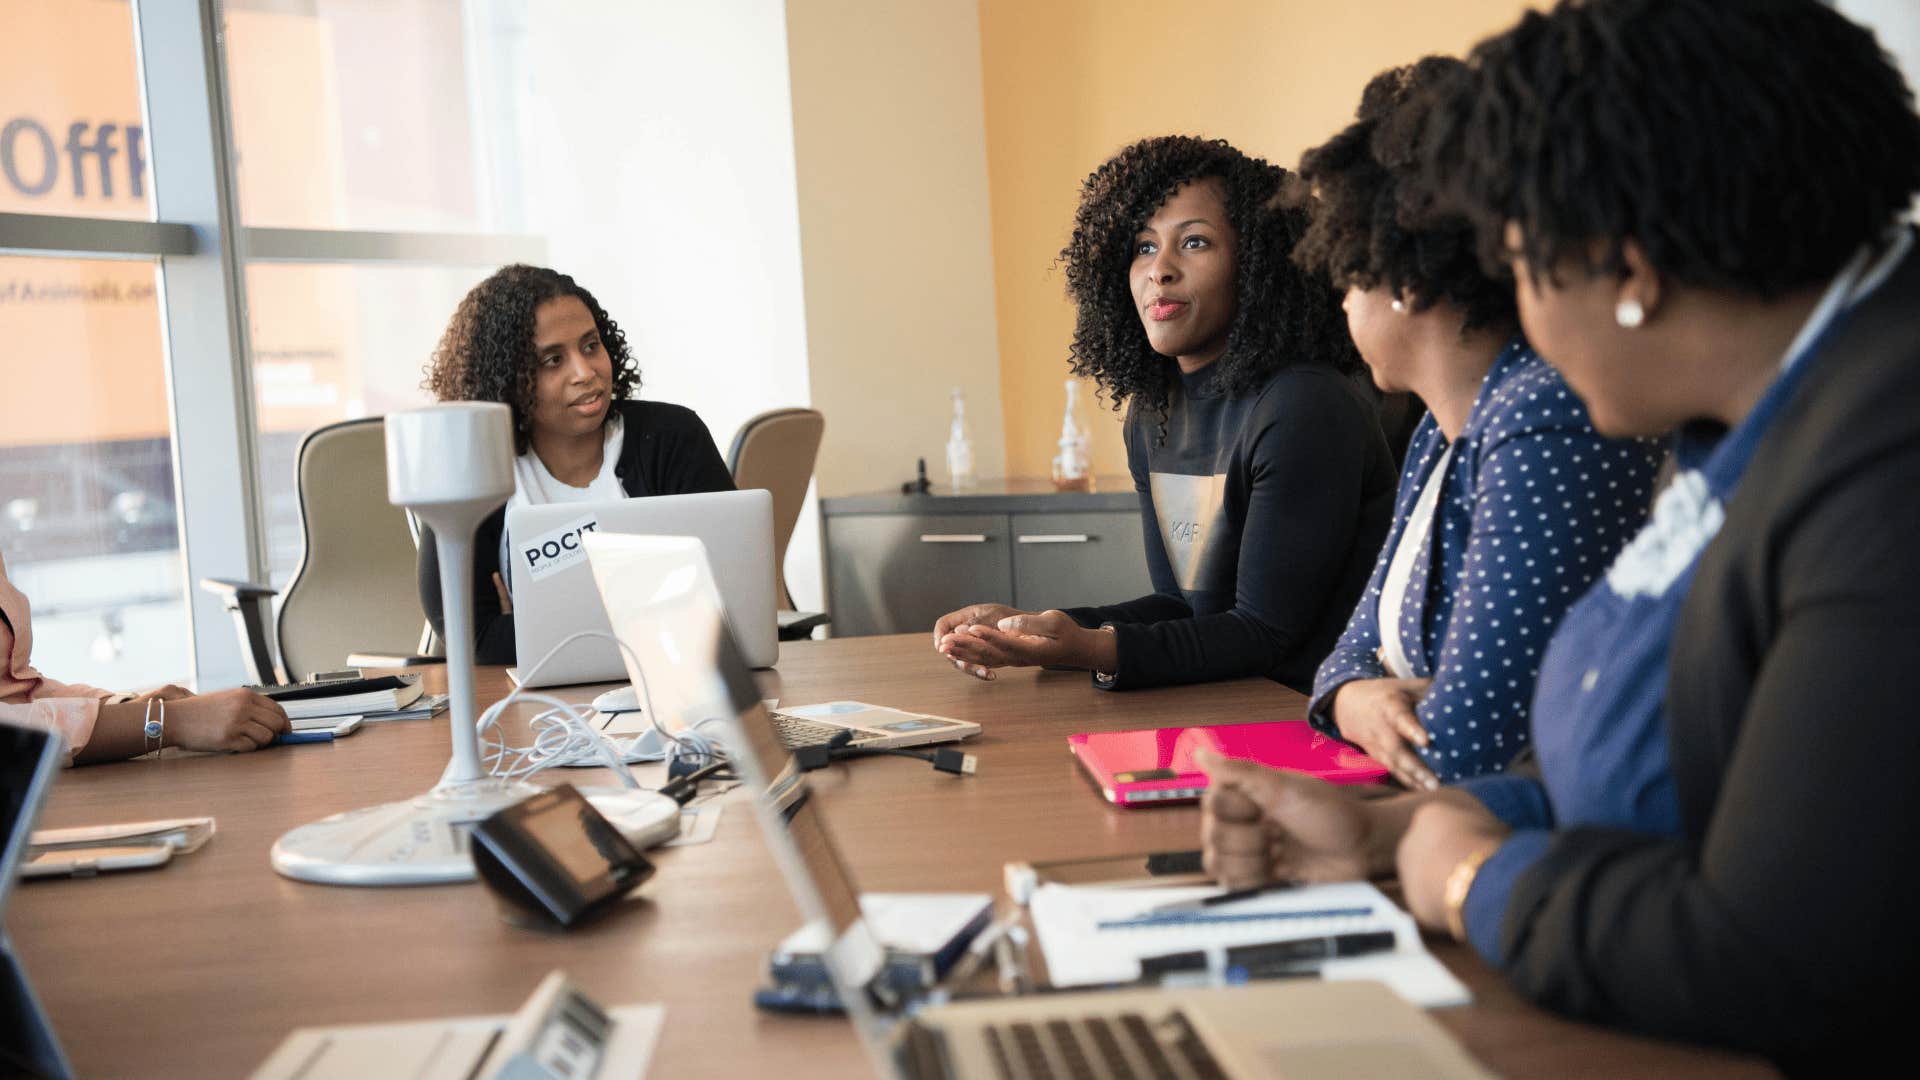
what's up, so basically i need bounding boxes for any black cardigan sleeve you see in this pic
[638,405,735,496]
[1494,444,1920,1067]
[1066,371,1378,690]
[416,509,517,666]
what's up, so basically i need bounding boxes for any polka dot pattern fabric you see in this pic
[1308,340,1667,782]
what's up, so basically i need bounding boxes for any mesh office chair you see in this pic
[727,408,829,640]
[201,417,441,684]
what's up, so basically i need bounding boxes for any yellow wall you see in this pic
[786,0,1006,497]
[978,0,1536,479]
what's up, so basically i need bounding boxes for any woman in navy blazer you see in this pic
[1290,57,1663,788]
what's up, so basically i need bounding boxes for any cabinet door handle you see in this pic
[1016,534,1092,544]
[918,533,988,544]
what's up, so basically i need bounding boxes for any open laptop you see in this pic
[0,723,75,1079]
[581,533,978,751]
[504,489,779,687]
[579,550,1491,1079]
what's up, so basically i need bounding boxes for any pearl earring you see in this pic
[1390,298,1406,313]
[1615,298,1645,329]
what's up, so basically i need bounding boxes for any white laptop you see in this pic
[581,532,978,751]
[572,539,1489,1078]
[673,625,1493,1079]
[503,488,779,687]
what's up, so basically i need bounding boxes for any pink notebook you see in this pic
[1069,721,1388,807]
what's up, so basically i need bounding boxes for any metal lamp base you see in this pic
[270,781,680,887]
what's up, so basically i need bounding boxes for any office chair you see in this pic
[727,407,829,640]
[201,417,442,684]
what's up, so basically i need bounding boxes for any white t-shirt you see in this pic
[507,413,626,509]
[1378,442,1455,679]
[498,414,627,593]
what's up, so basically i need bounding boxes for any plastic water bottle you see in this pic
[945,387,976,491]
[1052,378,1092,491]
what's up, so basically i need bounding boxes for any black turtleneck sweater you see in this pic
[1063,361,1396,692]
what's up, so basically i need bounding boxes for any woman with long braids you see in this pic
[416,265,733,664]
[935,136,1397,692]
[1200,1,1920,1067]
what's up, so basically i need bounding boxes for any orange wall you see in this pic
[977,0,1536,479]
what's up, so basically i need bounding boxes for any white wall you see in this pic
[520,0,824,610]
[784,0,1006,497]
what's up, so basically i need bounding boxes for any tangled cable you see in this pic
[473,630,732,786]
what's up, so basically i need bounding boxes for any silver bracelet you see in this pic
[143,698,165,758]
[1092,624,1119,684]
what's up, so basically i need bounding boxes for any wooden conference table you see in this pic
[12,635,1775,1078]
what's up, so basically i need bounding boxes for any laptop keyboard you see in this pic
[770,711,864,749]
[969,1010,1227,1080]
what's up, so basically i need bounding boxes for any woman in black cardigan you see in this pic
[416,265,733,664]
[1198,1,1920,1071]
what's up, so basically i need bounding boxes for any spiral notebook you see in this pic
[1029,879,1470,1007]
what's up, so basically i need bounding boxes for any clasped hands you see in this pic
[1199,750,1510,936]
[931,603,1116,681]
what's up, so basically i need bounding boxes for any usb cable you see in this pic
[792,730,977,777]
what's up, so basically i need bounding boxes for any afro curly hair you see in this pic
[1425,0,1920,297]
[1290,55,1517,333]
[423,264,639,454]
[1058,135,1361,436]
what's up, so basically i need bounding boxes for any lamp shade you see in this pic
[384,403,514,511]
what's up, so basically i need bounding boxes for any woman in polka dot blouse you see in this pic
[1287,57,1664,788]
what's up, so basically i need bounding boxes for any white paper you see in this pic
[1029,880,1470,1007]
[776,892,993,959]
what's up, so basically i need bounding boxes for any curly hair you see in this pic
[1291,56,1516,333]
[1059,135,1360,433]
[1424,0,1920,297]
[423,264,639,454]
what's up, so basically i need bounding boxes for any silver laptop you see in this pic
[576,543,1492,1079]
[1,723,75,1079]
[504,488,779,687]
[581,532,978,751]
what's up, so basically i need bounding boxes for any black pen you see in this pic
[1138,881,1298,918]
[1224,930,1397,980]
[1135,931,1397,988]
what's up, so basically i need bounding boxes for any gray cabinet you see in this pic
[1011,511,1146,613]
[821,479,1154,638]
[823,513,1011,637]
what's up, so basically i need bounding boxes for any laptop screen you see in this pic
[0,722,75,1079]
[581,532,871,941]
[702,613,866,937]
[0,724,58,924]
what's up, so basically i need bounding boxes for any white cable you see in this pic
[473,629,725,786]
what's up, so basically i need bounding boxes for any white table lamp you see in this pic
[271,403,543,885]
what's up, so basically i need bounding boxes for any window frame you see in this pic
[0,0,543,687]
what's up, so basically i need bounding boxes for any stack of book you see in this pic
[254,674,446,729]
